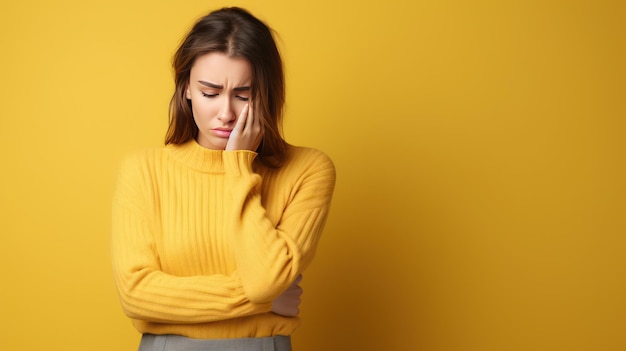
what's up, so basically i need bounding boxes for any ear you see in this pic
[185,84,191,100]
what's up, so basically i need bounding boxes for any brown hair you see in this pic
[165,7,287,167]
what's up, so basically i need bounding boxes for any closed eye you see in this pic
[236,95,249,102]
[201,92,218,98]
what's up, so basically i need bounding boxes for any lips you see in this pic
[212,128,232,138]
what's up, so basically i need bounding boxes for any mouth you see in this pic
[212,128,232,138]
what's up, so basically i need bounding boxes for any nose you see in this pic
[217,98,236,123]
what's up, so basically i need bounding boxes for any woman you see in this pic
[111,7,336,351]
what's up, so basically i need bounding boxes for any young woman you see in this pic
[111,7,336,351]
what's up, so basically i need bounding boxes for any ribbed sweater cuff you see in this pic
[223,151,257,175]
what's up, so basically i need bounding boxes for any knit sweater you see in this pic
[111,140,336,339]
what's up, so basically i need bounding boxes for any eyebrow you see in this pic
[198,80,250,92]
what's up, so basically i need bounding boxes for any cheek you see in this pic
[191,97,218,117]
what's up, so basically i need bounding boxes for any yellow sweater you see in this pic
[111,140,336,339]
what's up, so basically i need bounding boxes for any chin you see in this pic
[216,144,228,151]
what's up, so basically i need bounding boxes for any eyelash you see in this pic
[201,92,249,101]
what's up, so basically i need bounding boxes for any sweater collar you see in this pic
[165,140,226,173]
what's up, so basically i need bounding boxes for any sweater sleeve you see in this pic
[110,152,272,324]
[223,149,336,303]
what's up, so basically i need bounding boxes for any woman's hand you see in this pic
[225,103,264,151]
[271,275,303,317]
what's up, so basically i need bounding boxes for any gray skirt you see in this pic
[138,334,292,351]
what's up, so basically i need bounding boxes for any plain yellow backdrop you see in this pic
[1,0,624,350]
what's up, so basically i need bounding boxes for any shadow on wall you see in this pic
[297,151,449,351]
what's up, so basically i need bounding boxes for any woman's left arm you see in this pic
[222,149,336,303]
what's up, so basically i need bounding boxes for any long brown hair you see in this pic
[165,7,286,167]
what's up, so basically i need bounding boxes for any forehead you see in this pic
[190,52,252,83]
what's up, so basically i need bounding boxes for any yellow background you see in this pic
[1,0,624,350]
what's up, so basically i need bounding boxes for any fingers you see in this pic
[244,103,254,132]
[245,103,263,136]
[293,274,303,285]
[250,102,262,132]
[235,104,249,131]
[226,103,263,151]
[236,103,259,133]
